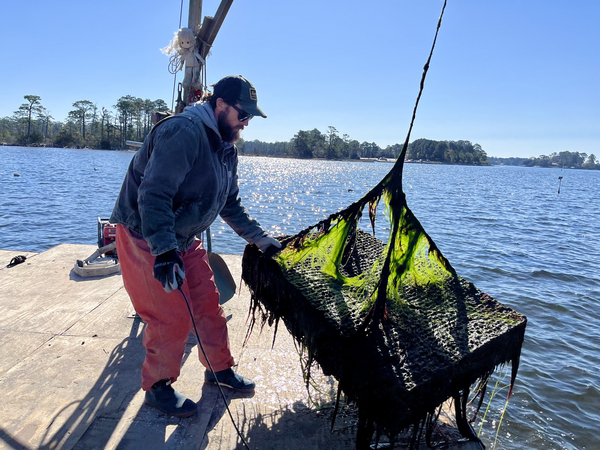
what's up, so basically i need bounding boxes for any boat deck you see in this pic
[0,244,483,450]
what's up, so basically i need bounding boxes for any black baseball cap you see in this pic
[213,75,267,118]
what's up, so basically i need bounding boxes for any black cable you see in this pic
[176,283,251,450]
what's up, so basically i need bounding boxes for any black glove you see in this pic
[263,244,282,259]
[255,235,282,258]
[153,249,185,293]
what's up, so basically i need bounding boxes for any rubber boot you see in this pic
[144,379,197,417]
[204,368,255,392]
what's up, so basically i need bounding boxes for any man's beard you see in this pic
[217,109,241,143]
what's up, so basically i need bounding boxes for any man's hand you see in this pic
[255,235,282,258]
[153,249,185,293]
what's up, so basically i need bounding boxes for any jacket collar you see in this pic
[185,102,236,155]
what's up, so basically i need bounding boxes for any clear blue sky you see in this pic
[1,0,598,158]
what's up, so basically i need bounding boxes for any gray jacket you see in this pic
[110,102,268,255]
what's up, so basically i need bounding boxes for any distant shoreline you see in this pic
[2,144,598,170]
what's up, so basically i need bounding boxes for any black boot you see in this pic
[204,368,255,392]
[144,379,197,417]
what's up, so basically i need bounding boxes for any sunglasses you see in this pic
[230,104,254,122]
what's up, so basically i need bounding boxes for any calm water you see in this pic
[1,146,599,449]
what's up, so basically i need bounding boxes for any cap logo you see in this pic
[249,88,257,101]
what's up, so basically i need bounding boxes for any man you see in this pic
[110,75,281,417]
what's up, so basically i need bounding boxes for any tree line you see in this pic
[238,126,399,160]
[238,127,489,165]
[489,152,599,170]
[2,96,495,167]
[405,138,489,165]
[522,151,599,170]
[1,95,169,149]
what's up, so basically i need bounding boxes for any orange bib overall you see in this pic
[116,224,235,390]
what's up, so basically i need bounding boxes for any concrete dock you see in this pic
[0,244,483,450]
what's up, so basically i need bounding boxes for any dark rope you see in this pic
[396,0,448,175]
[171,0,185,112]
[177,283,251,450]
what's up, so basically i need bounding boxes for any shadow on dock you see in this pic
[0,245,483,450]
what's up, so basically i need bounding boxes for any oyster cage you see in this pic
[242,229,526,449]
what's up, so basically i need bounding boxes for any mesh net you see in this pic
[242,188,526,446]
